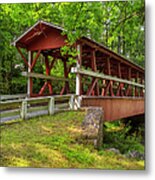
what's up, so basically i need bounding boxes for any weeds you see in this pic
[0,111,144,169]
[103,121,144,154]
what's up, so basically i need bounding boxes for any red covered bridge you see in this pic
[13,20,145,121]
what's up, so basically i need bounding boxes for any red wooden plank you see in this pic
[81,97,144,121]
[116,84,121,96]
[31,50,41,70]
[45,56,53,95]
[76,44,82,95]
[118,62,121,78]
[126,85,132,96]
[47,82,53,94]
[91,49,99,95]
[104,80,111,96]
[125,67,132,96]
[101,80,106,96]
[87,78,98,96]
[50,59,56,69]
[29,51,33,96]
[140,76,144,97]
[106,57,114,96]
[135,72,139,96]
[38,55,53,95]
[39,82,48,95]
[45,56,50,74]
[17,47,31,68]
[63,60,70,94]
[60,85,65,95]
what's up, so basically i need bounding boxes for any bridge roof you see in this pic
[12,20,144,73]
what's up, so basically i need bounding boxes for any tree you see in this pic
[0,1,145,94]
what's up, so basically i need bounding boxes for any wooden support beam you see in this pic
[140,75,144,97]
[107,57,111,75]
[116,62,124,96]
[17,46,31,68]
[92,50,97,71]
[39,82,48,95]
[39,56,56,96]
[91,49,99,96]
[48,58,56,92]
[44,55,53,95]
[118,62,121,78]
[77,44,82,66]
[135,72,139,96]
[101,80,106,96]
[22,72,73,82]
[60,84,66,95]
[80,38,144,74]
[106,57,114,96]
[47,82,53,94]
[31,50,41,70]
[64,60,70,93]
[125,67,132,96]
[50,58,56,69]
[71,67,145,88]
[86,78,98,96]
[104,80,111,96]
[76,44,82,95]
[27,51,33,97]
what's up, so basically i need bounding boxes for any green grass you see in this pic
[0,111,144,169]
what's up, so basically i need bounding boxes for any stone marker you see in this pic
[81,107,104,149]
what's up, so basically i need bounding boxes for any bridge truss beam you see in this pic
[75,41,144,97]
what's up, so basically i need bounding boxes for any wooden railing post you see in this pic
[74,96,82,110]
[20,100,27,120]
[48,97,55,115]
[76,44,82,95]
[69,95,74,110]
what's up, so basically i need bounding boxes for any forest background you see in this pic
[0,0,145,94]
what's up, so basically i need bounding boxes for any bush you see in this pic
[103,121,144,155]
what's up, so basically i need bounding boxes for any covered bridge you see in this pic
[12,20,145,121]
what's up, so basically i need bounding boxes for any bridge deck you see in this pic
[81,96,144,121]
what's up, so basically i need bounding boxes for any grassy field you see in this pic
[0,111,144,169]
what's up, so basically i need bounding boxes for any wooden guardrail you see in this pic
[1,94,27,101]
[21,72,75,82]
[71,67,145,88]
[0,95,79,122]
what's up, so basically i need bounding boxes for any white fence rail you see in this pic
[1,94,27,101]
[0,95,80,123]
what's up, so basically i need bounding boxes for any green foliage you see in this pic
[103,121,144,154]
[60,46,77,64]
[0,1,145,94]
[59,2,104,43]
[123,116,145,139]
[101,0,145,66]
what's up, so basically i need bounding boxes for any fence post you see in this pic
[48,97,55,115]
[69,95,74,110]
[20,100,27,120]
[74,96,82,110]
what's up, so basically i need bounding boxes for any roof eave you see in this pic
[12,20,42,47]
[11,20,65,47]
[81,36,144,72]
